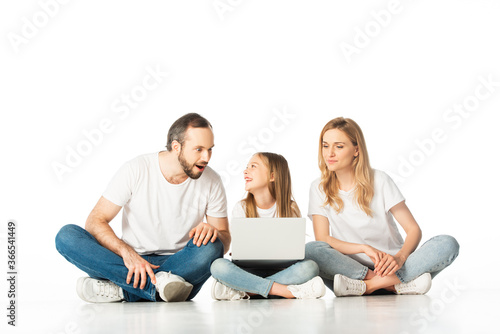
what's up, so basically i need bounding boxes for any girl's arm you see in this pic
[311,214,386,267]
[375,201,422,276]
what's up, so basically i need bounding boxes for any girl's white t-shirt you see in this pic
[232,201,277,218]
[102,152,227,255]
[308,169,405,267]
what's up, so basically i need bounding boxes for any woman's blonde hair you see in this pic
[318,117,374,216]
[244,152,301,218]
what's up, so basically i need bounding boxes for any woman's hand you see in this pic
[374,253,406,277]
[363,245,387,269]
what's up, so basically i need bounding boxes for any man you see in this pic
[56,113,230,303]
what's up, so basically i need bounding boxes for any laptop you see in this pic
[230,217,306,269]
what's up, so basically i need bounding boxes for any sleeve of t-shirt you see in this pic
[102,161,136,207]
[380,171,405,213]
[308,180,329,221]
[231,201,246,219]
[206,174,228,218]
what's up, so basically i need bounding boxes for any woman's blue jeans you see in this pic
[55,224,223,302]
[210,258,319,297]
[305,235,459,291]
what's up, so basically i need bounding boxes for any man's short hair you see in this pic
[166,113,212,151]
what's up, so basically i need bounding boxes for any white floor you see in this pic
[6,280,496,334]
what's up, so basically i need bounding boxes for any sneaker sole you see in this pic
[160,281,193,302]
[76,277,89,302]
[333,274,343,297]
[211,279,219,300]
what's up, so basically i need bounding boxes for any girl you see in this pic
[305,117,459,297]
[210,152,325,300]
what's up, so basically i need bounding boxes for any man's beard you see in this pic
[178,150,206,180]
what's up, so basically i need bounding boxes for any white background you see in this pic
[1,0,499,317]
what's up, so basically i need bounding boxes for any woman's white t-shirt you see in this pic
[102,152,227,255]
[308,169,405,267]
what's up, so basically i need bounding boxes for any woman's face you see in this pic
[244,154,271,194]
[322,129,358,173]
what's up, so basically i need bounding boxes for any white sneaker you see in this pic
[287,276,326,299]
[395,273,432,295]
[155,271,193,302]
[76,277,124,303]
[333,274,366,297]
[211,280,250,301]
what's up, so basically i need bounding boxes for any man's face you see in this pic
[177,127,214,179]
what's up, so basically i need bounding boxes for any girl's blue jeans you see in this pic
[210,258,319,297]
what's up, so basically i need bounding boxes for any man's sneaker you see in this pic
[211,280,250,301]
[395,273,432,295]
[287,276,326,299]
[76,277,124,303]
[333,274,366,297]
[155,271,193,302]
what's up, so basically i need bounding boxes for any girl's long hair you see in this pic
[244,152,301,218]
[318,117,374,216]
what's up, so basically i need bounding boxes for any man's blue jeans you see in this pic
[55,224,223,302]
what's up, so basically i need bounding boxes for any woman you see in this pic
[210,152,325,300]
[305,117,459,297]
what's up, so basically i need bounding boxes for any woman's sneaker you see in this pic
[395,273,432,295]
[211,280,250,301]
[287,276,326,299]
[155,271,193,302]
[333,274,366,297]
[76,277,124,303]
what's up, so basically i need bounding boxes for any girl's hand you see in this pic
[374,254,406,277]
[363,245,387,269]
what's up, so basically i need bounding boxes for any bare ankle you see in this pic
[364,269,376,280]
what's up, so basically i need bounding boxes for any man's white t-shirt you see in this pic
[102,152,227,255]
[232,201,277,219]
[308,169,405,267]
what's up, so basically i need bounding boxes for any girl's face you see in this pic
[244,154,272,194]
[322,129,358,173]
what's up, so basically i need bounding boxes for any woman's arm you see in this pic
[375,201,422,276]
[311,214,386,266]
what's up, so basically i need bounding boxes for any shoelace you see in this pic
[97,280,120,298]
[397,280,416,293]
[220,284,248,301]
[345,278,365,292]
[229,290,249,301]
[289,283,313,299]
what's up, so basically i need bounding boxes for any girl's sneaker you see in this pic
[211,280,250,301]
[287,276,326,299]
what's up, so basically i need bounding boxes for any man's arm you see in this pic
[189,216,231,254]
[85,196,159,288]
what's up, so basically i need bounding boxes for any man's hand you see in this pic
[121,247,160,289]
[189,222,218,247]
